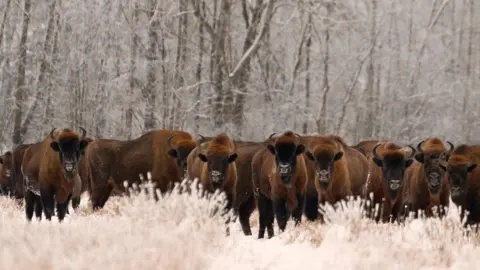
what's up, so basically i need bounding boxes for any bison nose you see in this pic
[210,170,223,184]
[317,169,330,183]
[389,179,401,190]
[64,162,75,172]
[278,163,291,175]
[5,170,11,178]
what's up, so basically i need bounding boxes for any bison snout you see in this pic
[389,179,401,190]
[278,164,291,175]
[64,162,75,172]
[4,170,11,178]
[451,185,462,198]
[209,170,223,184]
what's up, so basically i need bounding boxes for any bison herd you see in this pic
[0,128,479,238]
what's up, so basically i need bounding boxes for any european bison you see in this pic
[405,138,453,218]
[187,133,238,204]
[439,144,480,226]
[0,151,13,195]
[22,128,89,221]
[252,131,307,239]
[86,129,201,210]
[363,141,415,223]
[304,135,369,222]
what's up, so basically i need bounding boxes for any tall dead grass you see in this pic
[0,179,479,270]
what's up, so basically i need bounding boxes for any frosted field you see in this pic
[1,180,479,270]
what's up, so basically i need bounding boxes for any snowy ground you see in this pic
[0,180,479,270]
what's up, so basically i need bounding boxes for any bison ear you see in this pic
[468,164,477,172]
[0,157,3,164]
[167,149,178,158]
[334,152,344,161]
[50,141,60,152]
[405,159,414,168]
[228,153,238,163]
[306,151,314,161]
[414,153,424,163]
[198,153,208,162]
[79,140,89,150]
[295,144,306,155]
[267,144,275,155]
[373,157,383,167]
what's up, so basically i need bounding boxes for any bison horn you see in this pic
[268,133,276,141]
[197,134,207,144]
[294,133,302,138]
[416,140,425,152]
[372,143,382,160]
[167,135,176,149]
[446,141,454,152]
[49,128,57,142]
[79,127,87,140]
[404,145,416,159]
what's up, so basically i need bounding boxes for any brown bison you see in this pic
[86,129,201,210]
[252,131,307,239]
[405,138,453,218]
[0,144,33,203]
[439,144,480,226]
[22,128,89,221]
[0,151,13,195]
[303,135,369,222]
[363,141,415,223]
[187,133,238,216]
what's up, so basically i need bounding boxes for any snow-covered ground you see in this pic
[0,180,479,270]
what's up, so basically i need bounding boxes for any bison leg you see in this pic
[304,193,319,221]
[56,199,69,222]
[24,190,36,221]
[238,195,255,236]
[40,186,55,221]
[34,195,43,220]
[91,181,113,210]
[292,194,305,226]
[257,193,274,239]
[72,196,81,211]
[273,197,289,232]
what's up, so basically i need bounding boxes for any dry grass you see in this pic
[0,179,479,270]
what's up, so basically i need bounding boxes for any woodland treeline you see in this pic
[0,0,478,149]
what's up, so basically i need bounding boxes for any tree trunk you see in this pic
[194,2,205,133]
[125,1,139,139]
[22,0,57,136]
[144,0,159,130]
[12,0,31,145]
[302,13,312,134]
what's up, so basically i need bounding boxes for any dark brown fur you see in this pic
[303,135,369,222]
[86,129,200,210]
[405,138,453,218]
[363,141,415,223]
[0,151,13,195]
[439,144,480,226]
[22,128,89,222]
[252,131,307,239]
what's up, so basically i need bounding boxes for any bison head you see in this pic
[372,143,415,200]
[0,151,13,196]
[415,140,454,194]
[198,151,237,190]
[306,147,343,190]
[267,132,305,188]
[167,135,200,179]
[439,157,477,205]
[50,127,89,181]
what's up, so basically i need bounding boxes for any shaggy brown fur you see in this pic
[22,128,89,222]
[303,135,369,222]
[0,144,33,204]
[352,140,381,157]
[405,138,453,218]
[252,131,307,239]
[363,141,415,223]
[71,137,94,210]
[87,129,201,210]
[439,144,480,226]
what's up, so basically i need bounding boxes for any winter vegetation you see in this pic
[2,0,480,269]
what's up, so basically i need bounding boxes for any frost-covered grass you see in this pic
[0,180,479,270]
